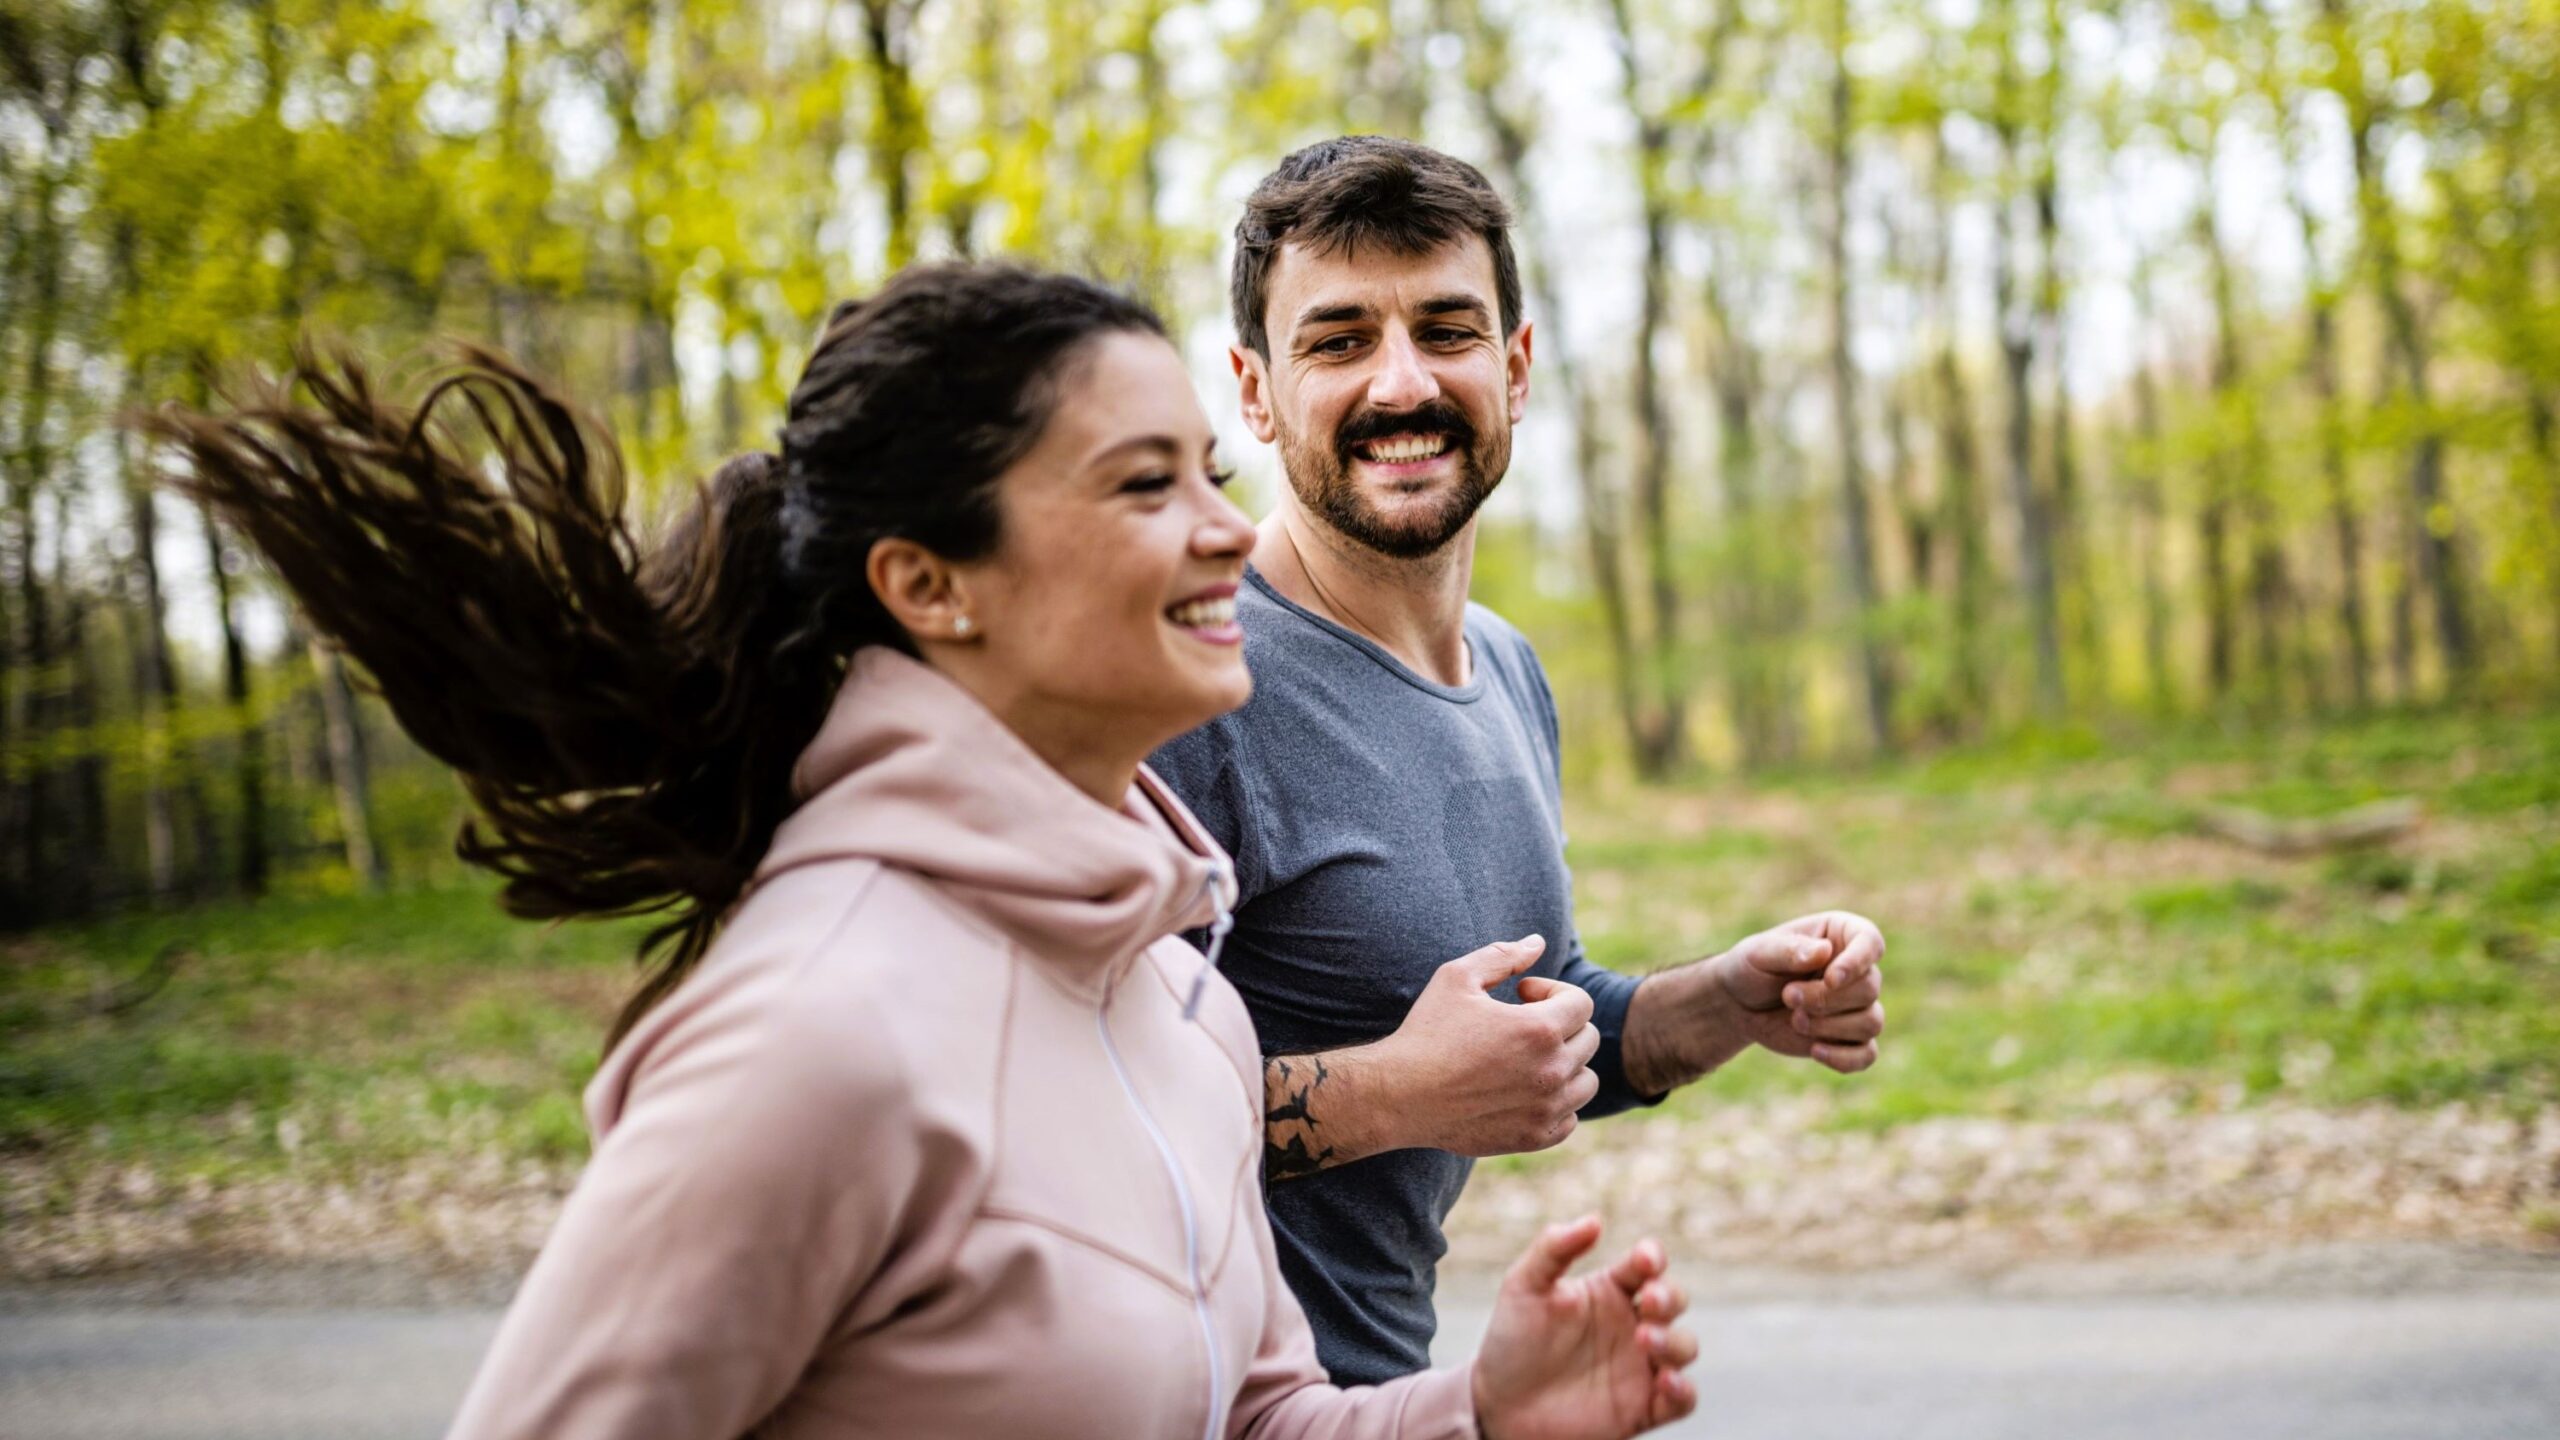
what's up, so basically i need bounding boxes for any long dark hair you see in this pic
[147,264,1165,1046]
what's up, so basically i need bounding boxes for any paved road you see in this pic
[5,1292,2558,1438]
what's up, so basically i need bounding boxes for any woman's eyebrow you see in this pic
[1084,433,1184,470]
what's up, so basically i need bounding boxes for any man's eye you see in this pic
[1427,327,1474,344]
[1313,335,1361,355]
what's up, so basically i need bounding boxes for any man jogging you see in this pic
[1149,136,1889,1386]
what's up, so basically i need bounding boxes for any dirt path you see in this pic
[1445,1097,2560,1276]
[13,1097,2555,1288]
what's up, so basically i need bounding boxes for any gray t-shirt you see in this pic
[1148,568,1654,1386]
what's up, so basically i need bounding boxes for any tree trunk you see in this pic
[1993,113,2063,717]
[201,500,268,895]
[1825,7,1892,753]
[2032,0,2094,689]
[1602,0,1722,776]
[859,0,925,270]
[2326,0,2470,694]
[310,639,385,889]
[2278,120,2372,709]
[591,3,679,449]
[2192,183,2240,702]
[2121,215,2177,718]
[58,554,109,913]
[2492,136,2560,671]
[1625,158,1690,776]
[2194,151,2289,712]
[1132,0,1172,304]
[107,0,195,898]
[7,132,66,916]
[122,390,187,907]
[1884,372,1933,602]
[2308,291,2371,709]
[1998,4,2065,720]
[1707,275,1784,766]
[1928,129,1992,732]
[2131,358,2175,717]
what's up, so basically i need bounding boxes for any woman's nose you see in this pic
[1194,487,1257,559]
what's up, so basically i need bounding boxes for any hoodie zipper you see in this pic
[1096,972,1227,1440]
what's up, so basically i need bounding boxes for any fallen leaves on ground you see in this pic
[6,1080,2554,1287]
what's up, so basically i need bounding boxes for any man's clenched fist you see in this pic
[1365,935,1603,1157]
[1710,911,1886,1074]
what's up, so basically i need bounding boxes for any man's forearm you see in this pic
[1618,959,1753,1097]
[1262,1045,1400,1180]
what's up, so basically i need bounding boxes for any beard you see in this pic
[1274,396,1510,560]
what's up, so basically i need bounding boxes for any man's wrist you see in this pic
[1620,956,1753,1097]
[1263,1041,1403,1179]
[1323,1040,1405,1159]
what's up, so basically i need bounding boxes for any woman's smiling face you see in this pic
[935,329,1258,770]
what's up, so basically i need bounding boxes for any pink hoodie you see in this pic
[446,646,1479,1439]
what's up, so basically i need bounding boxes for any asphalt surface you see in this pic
[4,1291,2557,1438]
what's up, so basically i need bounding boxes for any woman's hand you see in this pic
[1470,1214,1698,1439]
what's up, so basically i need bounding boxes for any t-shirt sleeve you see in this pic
[1511,631,1666,1117]
[1559,932,1660,1115]
[1150,717,1270,903]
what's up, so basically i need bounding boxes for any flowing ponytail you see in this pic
[149,347,834,1044]
[146,264,1165,1048]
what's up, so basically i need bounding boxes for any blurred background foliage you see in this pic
[2,2,2557,1262]
[0,0,2556,1098]
[5,0,2560,925]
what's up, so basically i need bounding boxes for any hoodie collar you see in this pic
[754,646,1236,986]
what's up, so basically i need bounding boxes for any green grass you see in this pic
[1570,705,2560,1132]
[3,707,2555,1186]
[0,883,651,1179]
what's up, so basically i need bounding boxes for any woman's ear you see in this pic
[867,537,979,644]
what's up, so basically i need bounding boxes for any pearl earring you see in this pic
[953,615,975,638]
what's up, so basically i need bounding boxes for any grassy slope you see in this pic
[1,883,649,1180]
[1569,707,2560,1132]
[3,709,2554,1190]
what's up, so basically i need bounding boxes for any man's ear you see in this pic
[866,536,974,646]
[1232,343,1279,445]
[1506,318,1534,425]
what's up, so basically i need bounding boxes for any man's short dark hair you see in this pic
[1230,136,1523,358]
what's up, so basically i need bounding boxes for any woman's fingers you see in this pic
[1648,1365,1698,1426]
[1643,1324,1701,1427]
[1602,1236,1665,1296]
[1641,1322,1700,1369]
[1507,1214,1603,1295]
[1635,1278,1687,1324]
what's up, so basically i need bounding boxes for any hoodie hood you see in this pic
[754,646,1236,982]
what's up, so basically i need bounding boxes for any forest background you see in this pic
[2,0,2556,1284]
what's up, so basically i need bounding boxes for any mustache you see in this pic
[1333,400,1477,460]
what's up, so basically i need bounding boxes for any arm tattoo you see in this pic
[1262,1054,1338,1181]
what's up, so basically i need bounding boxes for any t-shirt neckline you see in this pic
[1244,566,1485,704]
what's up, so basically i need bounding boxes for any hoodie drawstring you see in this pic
[1180,906,1234,1022]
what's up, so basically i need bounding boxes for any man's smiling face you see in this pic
[1235,234,1532,560]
